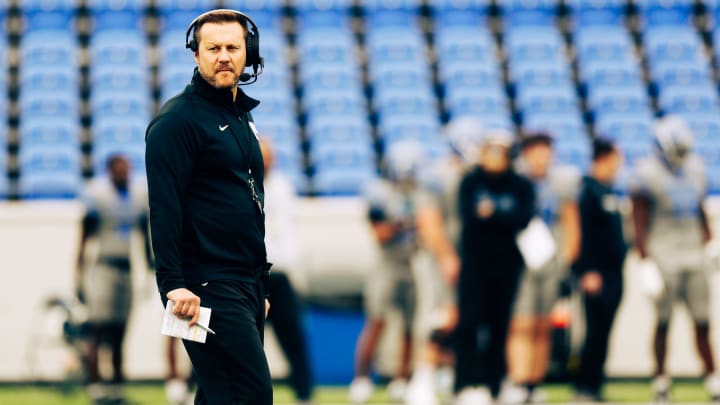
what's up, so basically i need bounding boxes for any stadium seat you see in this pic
[567,0,626,26]
[313,168,377,196]
[20,30,77,66]
[18,146,82,199]
[635,0,694,26]
[658,85,719,114]
[90,94,152,122]
[90,30,147,67]
[92,117,148,149]
[87,0,144,31]
[502,0,559,26]
[20,93,79,119]
[20,66,79,93]
[91,68,149,95]
[433,9,487,28]
[683,113,720,142]
[225,0,284,12]
[555,139,591,170]
[22,0,77,30]
[157,0,222,30]
[379,115,442,145]
[524,115,587,141]
[595,113,653,141]
[311,143,375,172]
[586,86,650,117]
[20,119,81,147]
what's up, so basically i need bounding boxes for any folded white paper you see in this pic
[516,217,557,272]
[161,300,212,343]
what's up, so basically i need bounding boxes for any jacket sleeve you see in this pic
[145,113,203,295]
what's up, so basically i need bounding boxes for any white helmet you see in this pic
[384,139,426,182]
[653,115,693,168]
[444,116,486,164]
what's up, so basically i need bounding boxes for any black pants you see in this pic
[179,279,272,405]
[267,272,314,401]
[454,265,522,394]
[575,271,623,396]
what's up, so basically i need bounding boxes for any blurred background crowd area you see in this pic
[3,0,720,199]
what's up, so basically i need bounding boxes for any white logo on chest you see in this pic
[219,124,229,132]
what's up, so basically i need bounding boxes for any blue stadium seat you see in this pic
[586,86,650,116]
[683,113,720,143]
[21,30,76,65]
[90,30,147,66]
[19,146,81,199]
[366,30,425,63]
[579,61,641,88]
[658,86,719,114]
[616,138,653,165]
[430,0,488,11]
[20,66,79,93]
[22,0,77,30]
[92,117,148,149]
[707,164,720,194]
[297,31,356,65]
[635,0,694,26]
[158,0,221,30]
[433,9,487,28]
[313,168,377,196]
[435,30,495,62]
[516,86,578,113]
[91,93,151,121]
[595,113,653,141]
[306,115,371,145]
[311,142,375,170]
[644,27,701,62]
[370,63,431,88]
[20,93,79,119]
[524,115,586,141]
[158,31,195,65]
[440,62,501,89]
[505,28,564,61]
[299,66,361,89]
[650,63,712,87]
[374,91,436,118]
[20,119,80,147]
[379,115,442,144]
[445,87,508,117]
[575,27,633,61]
[91,69,148,96]
[364,0,420,11]
[306,92,366,117]
[502,0,559,26]
[254,120,300,146]
[567,0,626,26]
[513,65,569,88]
[226,0,285,12]
[88,0,144,31]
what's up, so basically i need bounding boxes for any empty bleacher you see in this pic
[3,0,720,198]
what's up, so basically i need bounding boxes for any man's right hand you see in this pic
[167,288,201,327]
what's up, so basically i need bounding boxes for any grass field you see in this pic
[0,381,712,404]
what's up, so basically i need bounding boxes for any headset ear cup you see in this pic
[245,33,259,68]
[189,39,198,52]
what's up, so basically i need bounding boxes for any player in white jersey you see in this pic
[630,116,720,403]
[349,141,425,404]
[75,154,150,404]
[404,116,486,405]
[504,132,582,404]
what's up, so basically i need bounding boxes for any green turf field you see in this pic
[0,381,712,404]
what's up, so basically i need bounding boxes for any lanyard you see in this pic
[226,111,263,214]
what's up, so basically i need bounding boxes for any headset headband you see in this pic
[185,9,264,75]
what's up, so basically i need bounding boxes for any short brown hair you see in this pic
[193,10,248,45]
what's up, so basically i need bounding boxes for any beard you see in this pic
[200,65,240,90]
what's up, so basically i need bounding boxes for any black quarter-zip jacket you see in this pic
[145,69,267,295]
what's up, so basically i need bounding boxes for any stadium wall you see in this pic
[0,199,719,382]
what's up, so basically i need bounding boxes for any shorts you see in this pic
[364,267,416,331]
[656,270,710,324]
[513,258,562,316]
[85,262,132,324]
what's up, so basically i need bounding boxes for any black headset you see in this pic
[185,9,264,83]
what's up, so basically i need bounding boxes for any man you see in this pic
[405,116,485,405]
[349,140,425,404]
[76,154,150,404]
[505,132,582,403]
[145,9,272,404]
[573,138,627,402]
[455,129,535,405]
[630,116,720,403]
[260,138,315,404]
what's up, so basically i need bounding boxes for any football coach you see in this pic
[145,9,272,404]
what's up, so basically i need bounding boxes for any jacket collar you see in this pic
[189,68,260,112]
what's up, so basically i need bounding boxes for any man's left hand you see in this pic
[580,271,603,296]
[265,299,270,319]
